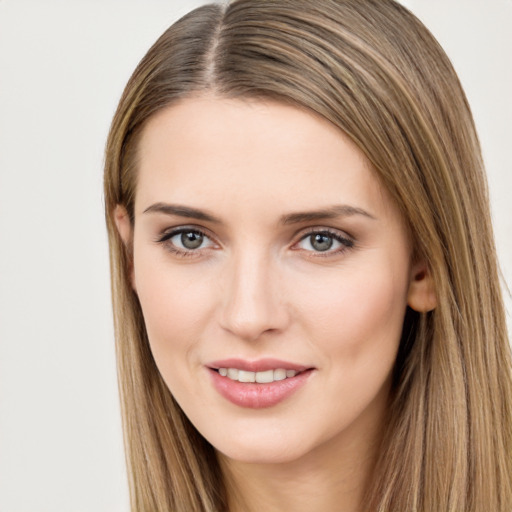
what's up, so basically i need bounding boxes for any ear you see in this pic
[407,260,437,312]
[113,205,136,290]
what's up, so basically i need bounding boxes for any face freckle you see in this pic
[128,95,415,467]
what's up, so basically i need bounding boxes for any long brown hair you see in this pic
[104,1,512,510]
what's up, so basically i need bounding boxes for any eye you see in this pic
[295,230,353,254]
[157,227,215,254]
[174,230,206,250]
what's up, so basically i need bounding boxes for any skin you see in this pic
[115,96,436,512]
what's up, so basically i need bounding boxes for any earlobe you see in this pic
[407,261,437,312]
[113,205,136,290]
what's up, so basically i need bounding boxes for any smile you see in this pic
[217,368,298,383]
[207,359,314,408]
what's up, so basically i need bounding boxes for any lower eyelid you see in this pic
[155,228,219,257]
[298,230,353,245]
[157,228,207,243]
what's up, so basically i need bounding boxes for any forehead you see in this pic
[134,96,393,220]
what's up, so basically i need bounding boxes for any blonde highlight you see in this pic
[104,1,512,510]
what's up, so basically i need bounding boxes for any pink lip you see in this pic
[206,359,314,409]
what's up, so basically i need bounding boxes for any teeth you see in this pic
[238,370,256,383]
[274,368,286,381]
[255,370,274,383]
[227,368,239,380]
[218,368,299,383]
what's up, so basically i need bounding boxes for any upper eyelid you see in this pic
[292,227,355,253]
[156,227,217,255]
[157,225,213,241]
[293,226,354,241]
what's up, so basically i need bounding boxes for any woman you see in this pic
[103,1,512,510]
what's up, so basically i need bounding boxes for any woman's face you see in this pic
[119,96,426,465]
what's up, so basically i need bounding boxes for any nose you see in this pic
[218,249,289,342]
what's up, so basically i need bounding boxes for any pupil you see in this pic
[181,231,203,249]
[311,233,333,251]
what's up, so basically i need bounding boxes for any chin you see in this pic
[209,427,316,465]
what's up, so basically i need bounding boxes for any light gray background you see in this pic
[0,1,510,510]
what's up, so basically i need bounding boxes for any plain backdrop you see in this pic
[0,1,510,510]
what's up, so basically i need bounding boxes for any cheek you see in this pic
[295,263,409,363]
[288,265,409,438]
[133,250,215,367]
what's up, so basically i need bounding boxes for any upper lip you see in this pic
[206,358,311,373]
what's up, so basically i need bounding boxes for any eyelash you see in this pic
[293,229,354,257]
[155,227,355,258]
[156,227,214,258]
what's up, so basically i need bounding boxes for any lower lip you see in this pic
[208,368,313,409]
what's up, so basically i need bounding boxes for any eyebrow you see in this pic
[143,203,221,223]
[280,205,376,224]
[142,202,376,224]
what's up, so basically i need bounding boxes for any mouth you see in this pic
[206,358,315,409]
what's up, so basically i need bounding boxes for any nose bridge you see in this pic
[219,243,286,341]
